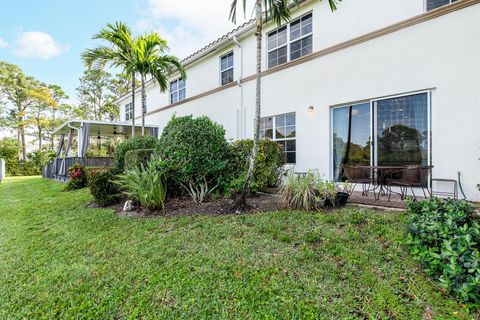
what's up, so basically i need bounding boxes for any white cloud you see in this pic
[0,38,7,48]
[136,0,252,59]
[14,31,67,59]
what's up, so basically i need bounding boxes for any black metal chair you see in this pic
[387,165,433,201]
[342,164,375,197]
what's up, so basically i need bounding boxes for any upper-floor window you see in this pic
[170,78,186,104]
[426,0,457,11]
[125,102,133,121]
[220,52,234,85]
[267,13,312,69]
[260,112,296,163]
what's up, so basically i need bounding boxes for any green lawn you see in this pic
[0,177,470,319]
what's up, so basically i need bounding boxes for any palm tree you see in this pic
[229,0,341,210]
[82,22,138,137]
[134,33,186,135]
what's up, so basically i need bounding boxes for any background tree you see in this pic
[82,22,138,136]
[229,0,340,210]
[27,84,57,150]
[0,61,42,160]
[134,33,185,134]
[76,69,118,121]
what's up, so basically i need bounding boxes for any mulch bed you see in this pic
[107,192,285,218]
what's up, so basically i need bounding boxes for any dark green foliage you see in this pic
[5,160,41,176]
[65,163,87,191]
[230,139,286,193]
[0,138,42,176]
[154,115,233,194]
[87,168,120,207]
[407,198,480,309]
[124,149,154,171]
[114,136,157,171]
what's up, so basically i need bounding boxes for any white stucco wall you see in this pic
[118,1,480,200]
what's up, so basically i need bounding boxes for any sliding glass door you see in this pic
[375,93,429,166]
[331,92,430,181]
[332,102,371,181]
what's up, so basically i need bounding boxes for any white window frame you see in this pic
[424,0,456,12]
[220,51,234,86]
[260,112,296,163]
[266,25,288,69]
[169,78,186,104]
[125,102,132,121]
[329,90,432,180]
[266,11,313,69]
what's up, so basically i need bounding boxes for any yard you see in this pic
[0,177,471,319]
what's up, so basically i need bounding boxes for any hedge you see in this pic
[114,136,157,171]
[124,149,154,171]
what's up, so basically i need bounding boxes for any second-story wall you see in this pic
[118,0,427,122]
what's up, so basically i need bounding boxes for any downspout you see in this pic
[231,34,245,139]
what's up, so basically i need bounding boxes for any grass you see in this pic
[0,176,472,319]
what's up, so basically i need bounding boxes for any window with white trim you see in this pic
[125,102,132,121]
[170,78,186,104]
[260,112,296,163]
[267,12,312,69]
[220,52,234,85]
[426,0,457,11]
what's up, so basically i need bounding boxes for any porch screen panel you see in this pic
[376,93,428,166]
[332,103,371,181]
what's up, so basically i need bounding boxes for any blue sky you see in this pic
[0,0,246,103]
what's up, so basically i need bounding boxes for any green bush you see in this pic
[407,198,480,309]
[230,139,286,193]
[6,160,41,176]
[65,163,87,191]
[154,115,233,201]
[114,136,157,171]
[124,149,154,171]
[87,168,120,206]
[114,159,167,212]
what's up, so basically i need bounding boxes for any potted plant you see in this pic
[335,181,353,207]
[316,179,337,208]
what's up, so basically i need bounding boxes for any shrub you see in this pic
[407,198,480,309]
[230,139,286,194]
[278,170,317,211]
[65,163,87,191]
[6,160,41,176]
[114,159,167,212]
[124,149,154,171]
[278,170,342,210]
[114,135,157,171]
[87,168,120,206]
[154,115,233,202]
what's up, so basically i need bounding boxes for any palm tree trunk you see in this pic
[233,0,262,211]
[141,75,146,135]
[131,72,136,138]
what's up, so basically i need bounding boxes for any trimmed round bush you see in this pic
[154,115,233,192]
[124,149,154,171]
[230,139,286,193]
[114,135,157,171]
[87,168,120,206]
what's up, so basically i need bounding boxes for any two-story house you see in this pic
[114,0,480,200]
